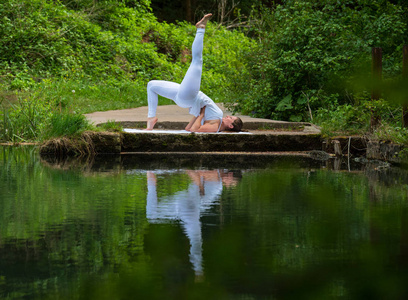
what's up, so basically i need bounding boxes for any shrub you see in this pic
[228,0,408,122]
[44,112,91,139]
[314,93,406,140]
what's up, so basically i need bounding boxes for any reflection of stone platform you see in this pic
[38,151,346,173]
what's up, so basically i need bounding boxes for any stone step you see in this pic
[121,131,322,153]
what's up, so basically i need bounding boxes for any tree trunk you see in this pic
[403,45,408,127]
[186,0,192,23]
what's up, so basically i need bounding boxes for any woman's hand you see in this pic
[185,116,198,131]
[190,106,206,132]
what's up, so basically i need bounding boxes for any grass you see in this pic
[0,77,180,143]
[1,81,89,142]
[99,120,124,132]
[44,113,91,139]
[33,78,178,113]
[32,79,149,114]
[0,77,181,142]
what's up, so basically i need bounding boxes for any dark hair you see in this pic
[227,117,243,132]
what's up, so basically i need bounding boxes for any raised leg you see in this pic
[196,13,212,29]
[176,28,205,104]
[175,14,212,105]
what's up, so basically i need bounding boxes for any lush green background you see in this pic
[1,0,408,142]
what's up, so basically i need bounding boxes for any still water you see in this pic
[1,146,408,299]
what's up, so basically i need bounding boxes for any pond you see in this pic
[1,146,408,299]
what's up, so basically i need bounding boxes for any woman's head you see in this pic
[222,116,243,132]
[220,169,242,187]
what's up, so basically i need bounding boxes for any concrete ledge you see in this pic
[39,130,323,156]
[121,132,322,153]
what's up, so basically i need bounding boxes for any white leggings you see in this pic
[147,28,205,118]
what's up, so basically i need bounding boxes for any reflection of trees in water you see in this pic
[3,146,408,298]
[216,166,408,298]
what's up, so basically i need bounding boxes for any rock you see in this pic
[308,150,331,161]
[366,141,403,163]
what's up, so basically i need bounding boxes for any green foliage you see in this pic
[0,0,253,90]
[0,0,255,142]
[150,0,265,24]
[31,78,150,113]
[201,25,256,102]
[374,125,408,145]
[3,0,407,143]
[228,0,408,123]
[0,0,173,83]
[0,86,92,142]
[314,93,408,143]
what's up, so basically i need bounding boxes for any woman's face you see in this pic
[222,115,238,128]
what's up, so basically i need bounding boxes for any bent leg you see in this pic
[176,28,205,106]
[146,80,180,130]
[147,80,180,118]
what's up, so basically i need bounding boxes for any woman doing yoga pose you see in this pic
[145,14,243,132]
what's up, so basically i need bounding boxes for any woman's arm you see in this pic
[185,115,198,131]
[189,107,206,132]
[193,121,220,132]
[189,106,221,132]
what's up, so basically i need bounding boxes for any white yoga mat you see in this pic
[123,129,252,134]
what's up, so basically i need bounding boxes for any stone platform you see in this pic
[81,104,330,154]
[36,105,366,158]
[84,104,321,132]
[38,105,404,163]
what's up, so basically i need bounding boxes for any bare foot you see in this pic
[196,13,212,29]
[145,117,158,130]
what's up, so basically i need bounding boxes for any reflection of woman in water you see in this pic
[146,170,239,278]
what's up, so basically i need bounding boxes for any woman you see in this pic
[145,13,243,132]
